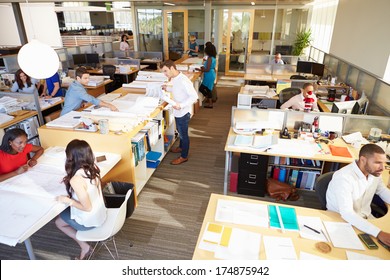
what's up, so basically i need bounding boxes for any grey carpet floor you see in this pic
[0,86,321,260]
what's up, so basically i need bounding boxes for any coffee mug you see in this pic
[328,131,338,140]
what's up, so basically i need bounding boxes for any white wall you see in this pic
[0,4,21,46]
[20,3,62,48]
[310,0,338,54]
[330,0,390,78]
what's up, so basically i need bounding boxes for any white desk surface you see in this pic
[0,147,121,246]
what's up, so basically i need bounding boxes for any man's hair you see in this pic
[75,67,88,79]
[160,60,176,70]
[359,143,385,158]
[302,82,313,89]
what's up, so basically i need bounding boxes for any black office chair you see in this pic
[290,75,307,80]
[102,64,119,93]
[279,87,301,105]
[314,172,334,210]
[314,171,387,217]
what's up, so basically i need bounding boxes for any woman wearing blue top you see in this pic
[198,43,217,108]
[188,35,199,57]
[61,67,118,116]
[11,69,38,94]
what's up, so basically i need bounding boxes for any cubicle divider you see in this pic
[231,106,390,136]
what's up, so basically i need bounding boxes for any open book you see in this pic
[234,133,278,148]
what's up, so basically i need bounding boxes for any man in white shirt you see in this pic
[271,53,284,64]
[280,83,319,111]
[160,60,198,165]
[326,144,390,246]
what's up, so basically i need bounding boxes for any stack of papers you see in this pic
[323,221,365,250]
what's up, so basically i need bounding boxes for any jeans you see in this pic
[60,207,95,231]
[175,112,191,158]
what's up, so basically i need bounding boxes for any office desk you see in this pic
[88,68,139,84]
[223,128,359,195]
[61,79,113,98]
[193,193,390,260]
[0,148,121,259]
[317,99,332,113]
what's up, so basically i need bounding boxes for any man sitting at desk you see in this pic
[271,53,284,64]
[326,144,390,246]
[280,82,319,111]
[61,67,118,116]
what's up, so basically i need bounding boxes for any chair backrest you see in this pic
[290,75,306,80]
[279,87,301,104]
[238,54,245,64]
[110,189,132,237]
[102,64,116,79]
[314,172,334,210]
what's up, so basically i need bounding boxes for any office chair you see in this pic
[279,87,301,104]
[102,64,118,93]
[290,75,307,80]
[314,172,387,217]
[238,54,245,70]
[314,171,334,210]
[76,189,132,260]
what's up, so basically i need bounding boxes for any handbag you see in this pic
[266,178,300,202]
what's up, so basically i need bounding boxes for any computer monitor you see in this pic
[85,53,100,65]
[72,54,86,66]
[0,58,5,67]
[311,62,325,77]
[331,100,359,114]
[296,61,312,74]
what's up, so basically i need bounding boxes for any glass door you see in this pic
[163,10,188,61]
[224,10,254,76]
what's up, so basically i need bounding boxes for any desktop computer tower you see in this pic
[237,153,268,197]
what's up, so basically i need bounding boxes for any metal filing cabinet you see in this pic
[237,153,268,197]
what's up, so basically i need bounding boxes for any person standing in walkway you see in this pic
[160,60,198,165]
[198,43,217,108]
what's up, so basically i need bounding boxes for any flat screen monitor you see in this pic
[0,58,5,67]
[311,62,325,77]
[72,54,86,65]
[296,61,312,74]
[331,100,359,114]
[86,53,100,64]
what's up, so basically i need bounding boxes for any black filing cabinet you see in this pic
[237,153,268,197]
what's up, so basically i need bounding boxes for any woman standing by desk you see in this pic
[55,140,106,260]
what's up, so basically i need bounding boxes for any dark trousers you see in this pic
[175,112,191,158]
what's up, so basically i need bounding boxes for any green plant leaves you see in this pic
[292,29,312,56]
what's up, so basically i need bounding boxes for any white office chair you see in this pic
[76,189,132,260]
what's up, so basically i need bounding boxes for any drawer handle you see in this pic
[249,174,257,179]
[247,180,257,184]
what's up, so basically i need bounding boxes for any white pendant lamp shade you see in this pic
[17,39,59,79]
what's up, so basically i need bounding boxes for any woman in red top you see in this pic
[0,128,44,182]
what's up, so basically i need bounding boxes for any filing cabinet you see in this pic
[237,153,268,197]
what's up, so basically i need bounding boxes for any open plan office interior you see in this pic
[0,0,390,263]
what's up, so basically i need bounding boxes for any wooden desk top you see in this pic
[317,99,332,113]
[244,73,292,82]
[0,110,37,130]
[192,193,390,260]
[225,128,359,164]
[61,79,112,89]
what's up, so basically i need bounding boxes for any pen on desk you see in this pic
[304,224,320,234]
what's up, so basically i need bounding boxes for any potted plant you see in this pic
[292,29,312,56]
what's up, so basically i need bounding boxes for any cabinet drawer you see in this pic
[239,153,268,171]
[237,169,266,197]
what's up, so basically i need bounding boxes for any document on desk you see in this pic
[323,221,365,250]
[199,222,261,260]
[263,235,297,260]
[268,205,299,231]
[346,251,381,260]
[267,139,320,158]
[297,216,328,242]
[98,93,121,102]
[0,190,58,246]
[215,199,269,228]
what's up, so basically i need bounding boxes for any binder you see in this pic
[268,205,299,231]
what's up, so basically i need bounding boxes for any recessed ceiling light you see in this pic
[251,2,255,5]
[164,2,175,6]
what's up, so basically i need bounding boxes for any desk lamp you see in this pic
[17,0,59,79]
